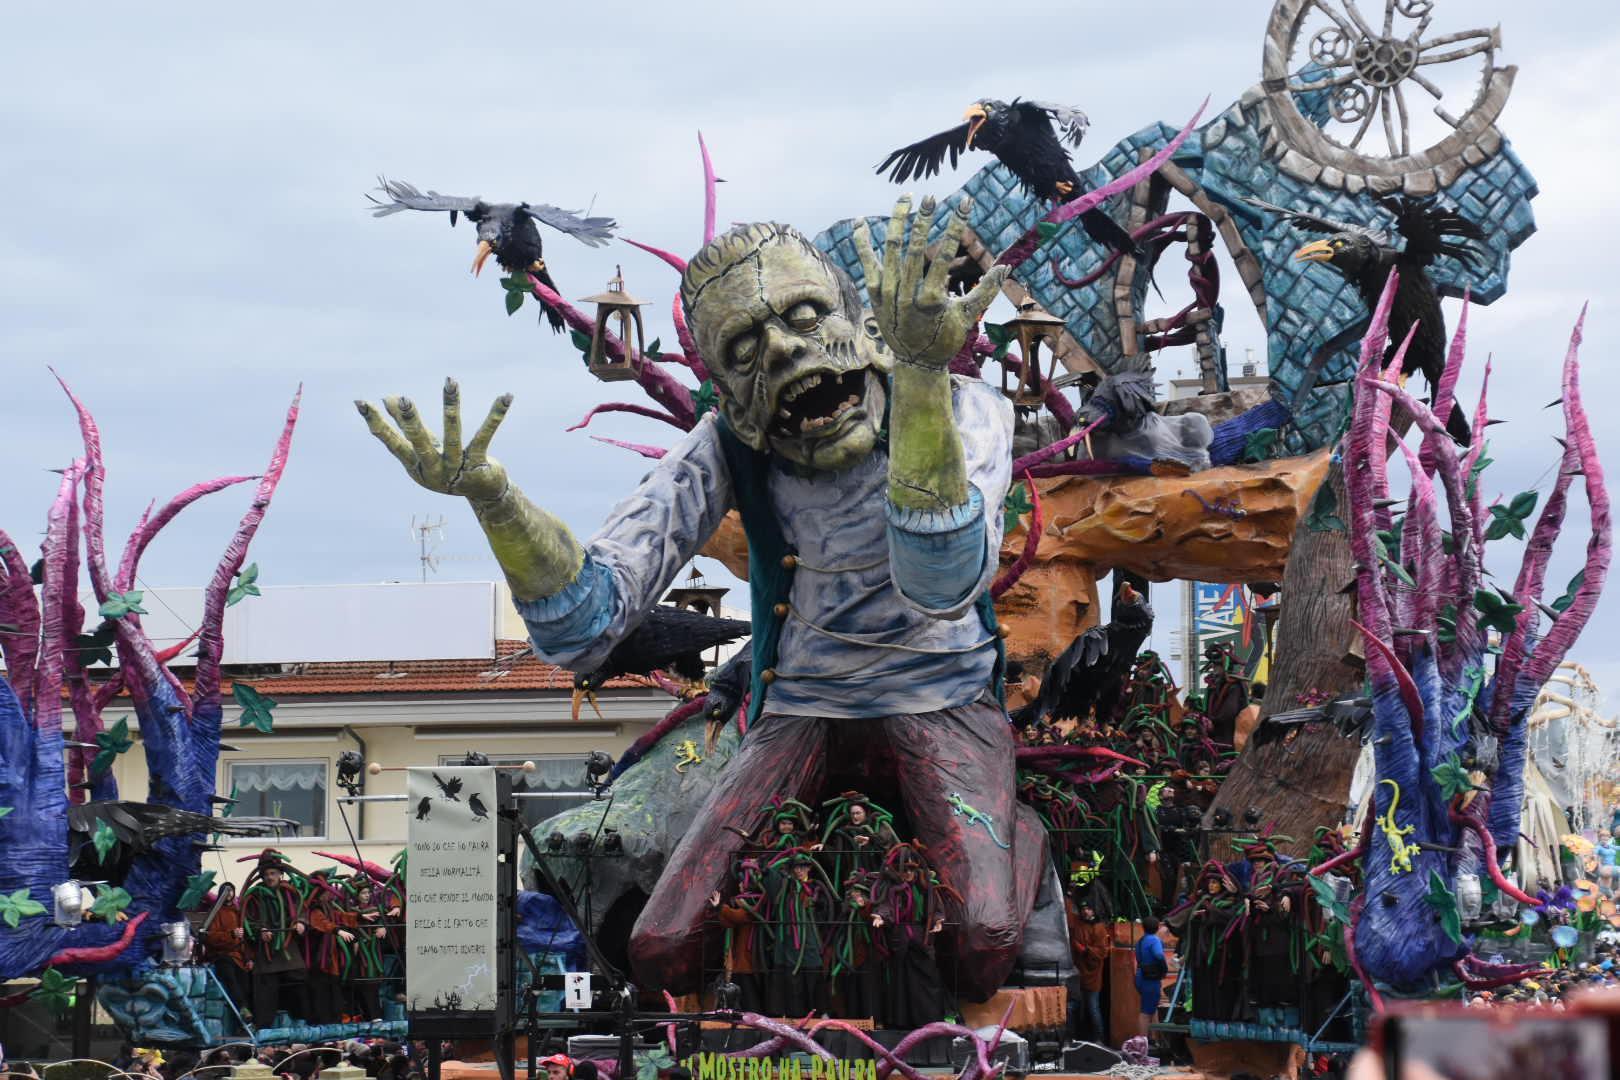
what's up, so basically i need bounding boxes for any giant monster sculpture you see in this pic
[357,113,1203,997]
[0,383,297,1000]
[1314,280,1608,997]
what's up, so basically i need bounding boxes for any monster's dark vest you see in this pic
[713,416,1005,727]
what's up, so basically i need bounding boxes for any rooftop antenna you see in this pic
[410,515,446,582]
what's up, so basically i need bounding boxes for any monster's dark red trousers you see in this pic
[628,700,1046,1001]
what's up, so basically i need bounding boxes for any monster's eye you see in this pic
[1332,238,1345,248]
[729,332,760,371]
[784,302,822,333]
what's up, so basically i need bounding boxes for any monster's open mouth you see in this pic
[771,368,868,439]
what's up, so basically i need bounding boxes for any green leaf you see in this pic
[72,622,117,666]
[1465,445,1493,501]
[984,323,1011,347]
[1437,604,1458,645]
[97,590,147,619]
[645,337,662,360]
[1241,427,1279,464]
[1036,221,1060,243]
[1484,490,1539,541]
[504,288,524,316]
[569,328,593,357]
[177,871,217,912]
[1309,875,1349,925]
[1551,569,1586,615]
[34,969,76,1016]
[1441,530,1457,555]
[1452,665,1485,736]
[1473,588,1524,636]
[92,820,118,863]
[227,563,263,607]
[91,886,132,919]
[0,888,46,928]
[1431,756,1475,800]
[1306,482,1346,533]
[0,806,12,820]
[234,682,276,734]
[90,716,133,778]
[693,380,719,421]
[1422,870,1463,945]
[1002,483,1034,534]
[1379,554,1416,589]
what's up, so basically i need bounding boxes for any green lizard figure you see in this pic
[1377,778,1418,875]
[948,792,1010,849]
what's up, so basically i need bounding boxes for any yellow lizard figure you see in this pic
[674,739,704,774]
[1377,779,1418,875]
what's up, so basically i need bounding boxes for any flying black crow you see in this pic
[369,177,617,332]
[416,797,433,821]
[468,793,489,821]
[1011,582,1155,728]
[572,606,751,721]
[432,772,462,801]
[877,99,1137,256]
[1248,193,1483,442]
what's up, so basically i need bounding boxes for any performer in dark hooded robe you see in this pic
[1176,861,1247,1021]
[241,851,309,1026]
[709,857,768,1012]
[872,844,952,1028]
[763,850,833,1016]
[829,871,883,1022]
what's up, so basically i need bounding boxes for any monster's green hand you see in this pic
[356,379,583,601]
[854,195,1008,511]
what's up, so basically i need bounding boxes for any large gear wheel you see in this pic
[1259,0,1516,195]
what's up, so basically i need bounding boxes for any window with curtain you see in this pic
[228,760,327,838]
[437,754,592,829]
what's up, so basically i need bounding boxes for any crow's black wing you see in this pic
[521,203,617,247]
[368,177,481,218]
[606,607,752,679]
[875,122,975,184]
[1243,195,1388,245]
[1379,194,1486,270]
[1043,626,1111,720]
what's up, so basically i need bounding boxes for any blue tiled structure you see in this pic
[815,74,1538,452]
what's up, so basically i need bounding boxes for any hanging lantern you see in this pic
[578,266,647,383]
[1000,299,1067,407]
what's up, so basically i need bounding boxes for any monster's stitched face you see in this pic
[684,225,891,472]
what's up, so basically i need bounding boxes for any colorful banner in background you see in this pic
[1191,583,1272,685]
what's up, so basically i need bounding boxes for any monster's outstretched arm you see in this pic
[359,381,733,670]
[856,196,1010,613]
[357,382,583,601]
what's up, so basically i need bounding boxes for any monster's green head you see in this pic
[681,223,891,472]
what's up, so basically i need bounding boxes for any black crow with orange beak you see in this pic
[369,177,616,332]
[877,98,1138,256]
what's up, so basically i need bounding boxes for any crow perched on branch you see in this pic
[368,177,616,331]
[877,98,1137,256]
[572,606,750,720]
[1011,582,1154,728]
[1248,193,1484,442]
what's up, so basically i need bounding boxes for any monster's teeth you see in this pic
[808,374,821,388]
[779,408,792,420]
[799,417,812,433]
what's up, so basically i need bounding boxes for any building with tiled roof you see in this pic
[95,580,733,885]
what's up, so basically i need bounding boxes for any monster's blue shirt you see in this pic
[515,378,1013,719]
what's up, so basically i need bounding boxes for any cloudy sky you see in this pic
[3,1,1616,697]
